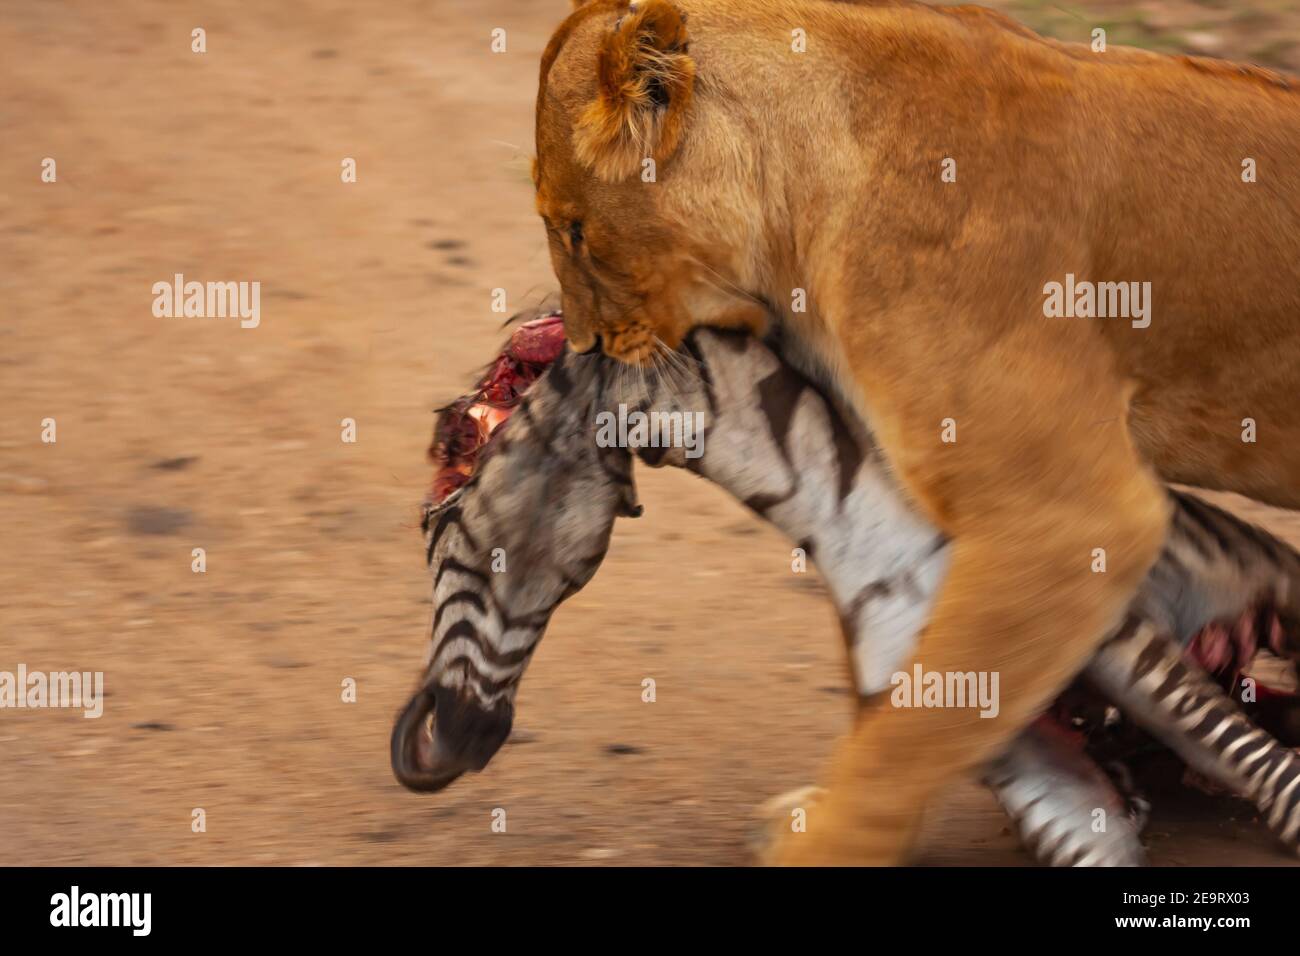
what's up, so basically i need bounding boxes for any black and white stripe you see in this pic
[421,352,638,710]
[411,326,1300,864]
[1087,616,1300,850]
[670,331,1300,862]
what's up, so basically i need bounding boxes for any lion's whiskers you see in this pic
[651,337,700,412]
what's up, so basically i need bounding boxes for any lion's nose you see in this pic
[559,309,600,354]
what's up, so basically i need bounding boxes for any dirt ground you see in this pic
[2,0,1298,866]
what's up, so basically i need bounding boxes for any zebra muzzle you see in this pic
[391,682,513,793]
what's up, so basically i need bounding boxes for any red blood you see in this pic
[431,468,471,503]
[1189,622,1236,675]
[506,314,567,365]
[479,356,521,406]
[1188,607,1263,677]
[426,312,566,504]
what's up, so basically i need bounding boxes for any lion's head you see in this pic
[534,0,773,363]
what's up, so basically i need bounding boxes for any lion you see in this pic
[531,0,1300,864]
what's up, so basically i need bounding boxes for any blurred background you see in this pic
[2,0,1298,865]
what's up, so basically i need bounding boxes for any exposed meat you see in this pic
[424,311,1300,749]
[428,312,566,503]
[1188,604,1289,678]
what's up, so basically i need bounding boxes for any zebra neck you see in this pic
[681,341,951,694]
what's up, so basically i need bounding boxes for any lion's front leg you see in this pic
[755,718,1148,866]
[772,511,1166,863]
[770,297,1169,865]
[750,785,827,863]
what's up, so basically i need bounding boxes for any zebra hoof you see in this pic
[1105,759,1153,833]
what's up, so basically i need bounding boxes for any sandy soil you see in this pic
[2,0,1297,866]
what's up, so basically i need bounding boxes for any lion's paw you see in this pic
[748,785,825,864]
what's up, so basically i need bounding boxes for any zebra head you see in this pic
[392,346,642,792]
[394,320,883,793]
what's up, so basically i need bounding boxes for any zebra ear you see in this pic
[617,473,643,517]
[422,488,462,534]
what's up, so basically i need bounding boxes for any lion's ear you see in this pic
[574,0,695,181]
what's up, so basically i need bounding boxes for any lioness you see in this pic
[532,0,1300,864]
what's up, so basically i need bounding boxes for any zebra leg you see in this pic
[1085,616,1300,855]
[984,719,1145,866]
[752,725,1145,866]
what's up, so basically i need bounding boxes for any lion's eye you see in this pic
[569,221,584,247]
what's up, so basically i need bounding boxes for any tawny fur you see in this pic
[574,2,696,180]
[534,0,1300,864]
